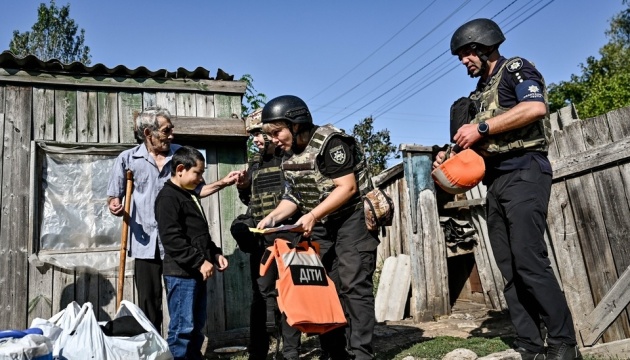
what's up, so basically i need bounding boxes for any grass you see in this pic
[376,335,512,359]
[208,335,622,360]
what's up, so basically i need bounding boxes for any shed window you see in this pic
[31,141,135,272]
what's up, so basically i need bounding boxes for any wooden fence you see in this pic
[375,105,630,354]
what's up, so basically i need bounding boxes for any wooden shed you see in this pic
[0,51,253,336]
[375,104,630,356]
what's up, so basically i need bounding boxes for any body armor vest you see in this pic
[281,125,370,222]
[249,156,284,222]
[470,57,551,156]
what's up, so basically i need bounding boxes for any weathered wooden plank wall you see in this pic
[547,107,630,344]
[1,85,32,328]
[0,74,247,334]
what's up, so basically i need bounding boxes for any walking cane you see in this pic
[116,170,134,310]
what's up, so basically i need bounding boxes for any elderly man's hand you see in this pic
[108,197,124,216]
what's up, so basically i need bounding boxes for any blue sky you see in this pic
[0,1,625,162]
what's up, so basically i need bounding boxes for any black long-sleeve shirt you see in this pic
[155,180,222,279]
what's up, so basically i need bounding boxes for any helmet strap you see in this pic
[261,133,271,156]
[472,44,494,78]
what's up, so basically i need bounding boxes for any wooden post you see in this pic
[116,170,133,310]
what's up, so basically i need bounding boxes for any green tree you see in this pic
[548,1,630,118]
[9,0,91,65]
[240,74,267,160]
[352,116,399,176]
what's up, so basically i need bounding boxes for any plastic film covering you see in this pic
[33,143,134,272]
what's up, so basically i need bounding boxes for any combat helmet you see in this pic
[450,18,505,55]
[245,108,263,133]
[261,95,312,125]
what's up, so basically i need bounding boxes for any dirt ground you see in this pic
[205,300,516,359]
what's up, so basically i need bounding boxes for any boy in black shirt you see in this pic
[155,146,229,360]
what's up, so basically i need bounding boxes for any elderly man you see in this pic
[107,106,239,332]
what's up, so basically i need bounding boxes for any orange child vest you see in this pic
[260,239,347,334]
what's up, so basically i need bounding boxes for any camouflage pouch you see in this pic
[363,188,394,231]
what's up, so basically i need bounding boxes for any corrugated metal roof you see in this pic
[0,50,234,81]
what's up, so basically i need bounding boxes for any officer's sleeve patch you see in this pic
[328,145,348,165]
[516,79,545,102]
[506,58,523,73]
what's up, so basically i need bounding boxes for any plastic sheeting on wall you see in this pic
[30,142,135,272]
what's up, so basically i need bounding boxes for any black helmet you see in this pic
[450,18,505,55]
[261,95,312,125]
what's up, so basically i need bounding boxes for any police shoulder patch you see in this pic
[506,57,523,73]
[328,145,347,165]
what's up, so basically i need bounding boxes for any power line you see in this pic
[364,0,503,117]
[365,0,519,119]
[307,0,438,102]
[334,0,555,124]
[313,0,472,113]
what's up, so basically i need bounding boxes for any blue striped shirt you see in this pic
[107,143,181,259]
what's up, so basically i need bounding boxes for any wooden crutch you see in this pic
[116,170,134,309]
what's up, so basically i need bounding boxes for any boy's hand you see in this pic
[199,260,215,281]
[215,254,229,272]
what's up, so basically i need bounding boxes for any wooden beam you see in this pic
[171,116,247,138]
[580,338,630,358]
[580,265,630,346]
[443,198,486,209]
[399,143,433,153]
[372,162,403,187]
[0,68,247,94]
[551,137,630,180]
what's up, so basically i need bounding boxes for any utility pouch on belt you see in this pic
[363,188,394,231]
[260,238,346,334]
[230,213,259,253]
[450,97,480,141]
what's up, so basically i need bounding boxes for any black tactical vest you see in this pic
[249,155,284,222]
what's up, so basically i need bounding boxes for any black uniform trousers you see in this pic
[486,160,576,353]
[134,244,164,334]
[318,209,378,360]
[248,239,302,360]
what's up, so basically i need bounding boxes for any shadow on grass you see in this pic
[203,310,518,359]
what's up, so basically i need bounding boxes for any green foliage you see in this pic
[239,74,267,160]
[548,1,630,119]
[240,73,267,118]
[352,116,400,177]
[9,0,91,64]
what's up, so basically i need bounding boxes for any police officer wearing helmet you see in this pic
[233,108,302,360]
[257,95,379,360]
[434,19,581,360]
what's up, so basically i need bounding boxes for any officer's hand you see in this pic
[433,151,447,169]
[257,215,275,230]
[235,170,249,189]
[453,123,482,150]
[108,197,124,217]
[297,212,316,238]
[215,255,229,272]
[199,260,215,281]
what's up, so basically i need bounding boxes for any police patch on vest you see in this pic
[290,265,328,286]
[329,145,347,165]
[506,58,523,72]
